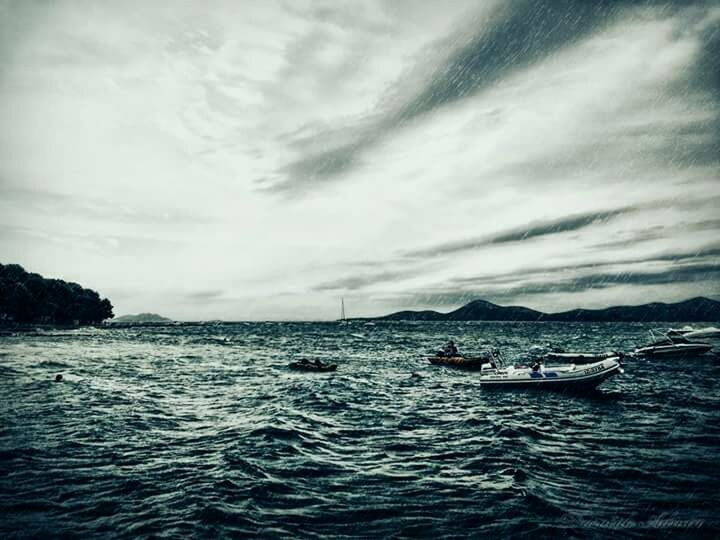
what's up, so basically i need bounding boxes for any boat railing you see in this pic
[485,347,507,369]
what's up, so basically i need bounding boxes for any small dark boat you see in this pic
[428,355,497,370]
[288,359,337,372]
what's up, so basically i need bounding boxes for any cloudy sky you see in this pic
[1,0,719,320]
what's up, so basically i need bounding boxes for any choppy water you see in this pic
[1,322,719,539]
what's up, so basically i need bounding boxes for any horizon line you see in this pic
[114,295,720,323]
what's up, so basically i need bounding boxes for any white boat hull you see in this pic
[667,327,720,340]
[682,328,720,341]
[634,343,712,357]
[479,358,623,391]
[543,351,619,364]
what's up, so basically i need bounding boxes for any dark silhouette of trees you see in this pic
[0,263,113,325]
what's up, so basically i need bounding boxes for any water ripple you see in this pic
[1,322,719,538]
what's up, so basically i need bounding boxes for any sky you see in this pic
[1,0,719,320]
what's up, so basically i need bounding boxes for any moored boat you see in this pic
[667,327,720,341]
[543,351,621,364]
[428,355,497,370]
[479,357,623,391]
[288,360,337,372]
[634,337,712,358]
[666,326,694,337]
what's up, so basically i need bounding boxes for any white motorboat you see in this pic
[667,326,720,341]
[666,326,694,337]
[634,336,713,358]
[478,357,623,391]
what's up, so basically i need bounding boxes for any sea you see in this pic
[1,321,719,539]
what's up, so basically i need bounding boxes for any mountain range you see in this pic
[109,313,174,324]
[369,297,720,322]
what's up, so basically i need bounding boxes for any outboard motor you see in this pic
[613,351,626,367]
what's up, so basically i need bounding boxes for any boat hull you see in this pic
[288,363,337,372]
[668,327,720,340]
[428,356,493,370]
[635,344,712,358]
[479,359,623,391]
[543,352,619,364]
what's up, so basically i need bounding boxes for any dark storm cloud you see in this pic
[393,0,625,121]
[689,219,720,231]
[280,144,361,188]
[387,261,720,308]
[267,0,718,193]
[315,240,720,295]
[268,1,628,191]
[402,0,717,118]
[589,226,668,251]
[563,263,719,289]
[312,268,422,292]
[405,193,720,259]
[482,262,720,300]
[591,218,720,250]
[487,210,627,244]
[448,243,720,287]
[405,207,634,258]
[625,245,720,267]
[492,121,720,185]
[688,3,720,98]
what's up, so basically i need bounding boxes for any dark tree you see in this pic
[0,263,114,325]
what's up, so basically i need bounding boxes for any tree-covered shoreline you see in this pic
[0,263,113,326]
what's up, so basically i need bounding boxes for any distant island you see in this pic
[0,263,113,326]
[109,313,174,324]
[367,297,720,322]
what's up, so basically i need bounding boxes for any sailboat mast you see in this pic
[340,298,346,321]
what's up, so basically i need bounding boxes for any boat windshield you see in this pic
[646,336,693,347]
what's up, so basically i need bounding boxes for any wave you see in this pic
[1,321,718,537]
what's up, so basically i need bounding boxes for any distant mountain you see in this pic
[546,297,720,322]
[371,297,720,322]
[379,299,543,321]
[378,309,448,321]
[109,313,174,324]
[446,299,544,321]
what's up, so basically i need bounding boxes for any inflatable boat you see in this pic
[543,351,621,364]
[428,355,498,370]
[478,357,623,391]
